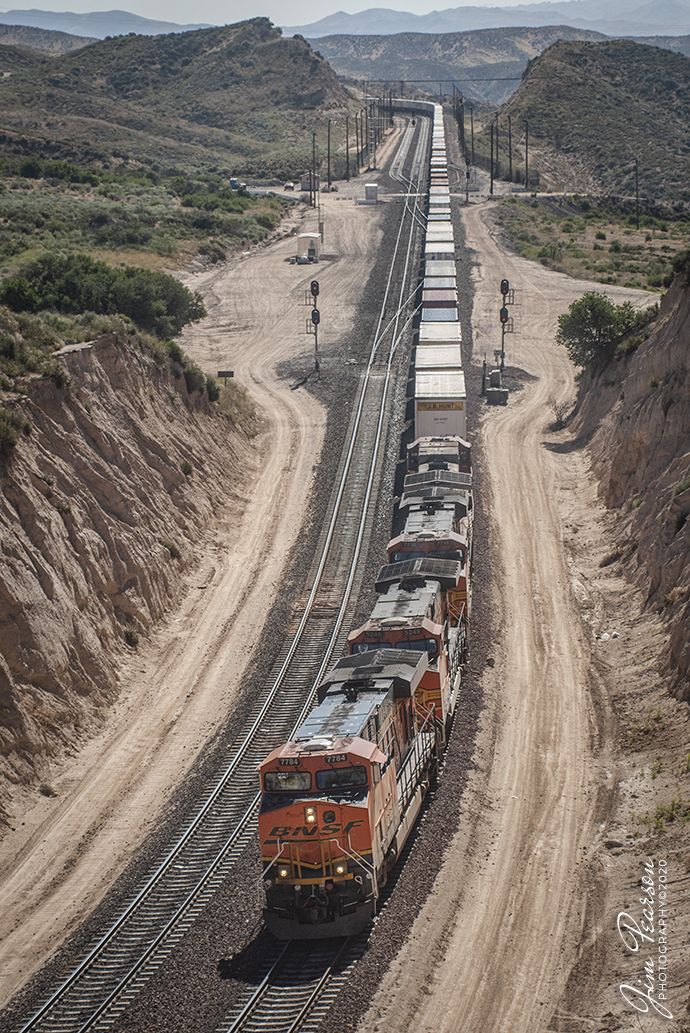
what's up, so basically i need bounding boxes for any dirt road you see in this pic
[0,159,397,1010]
[356,203,656,1032]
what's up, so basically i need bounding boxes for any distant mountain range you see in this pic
[0,8,210,38]
[285,0,690,38]
[2,2,689,43]
[311,25,610,104]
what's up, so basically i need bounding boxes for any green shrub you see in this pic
[206,374,220,402]
[183,364,205,393]
[617,335,642,358]
[166,340,184,364]
[0,406,31,451]
[0,253,206,339]
[180,458,193,476]
[159,537,181,559]
[124,626,139,648]
[673,477,690,496]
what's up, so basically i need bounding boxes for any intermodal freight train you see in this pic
[258,103,470,938]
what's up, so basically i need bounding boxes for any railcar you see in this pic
[258,650,439,938]
[348,562,467,729]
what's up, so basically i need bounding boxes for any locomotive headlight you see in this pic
[335,862,347,876]
[304,805,317,824]
[278,867,290,879]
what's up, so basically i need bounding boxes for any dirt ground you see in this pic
[0,129,403,1011]
[355,204,689,1033]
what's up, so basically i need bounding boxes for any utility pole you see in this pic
[327,119,331,191]
[490,119,494,196]
[312,131,317,207]
[365,103,369,167]
[346,116,350,181]
[354,112,359,171]
[508,114,512,183]
[635,158,640,230]
[524,119,529,192]
[470,107,475,165]
[495,114,499,180]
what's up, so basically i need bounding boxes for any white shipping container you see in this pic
[418,321,462,342]
[415,370,467,439]
[415,343,462,369]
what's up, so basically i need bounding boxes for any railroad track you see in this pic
[11,112,431,1033]
[217,937,364,1033]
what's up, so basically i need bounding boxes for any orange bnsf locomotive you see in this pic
[348,559,467,731]
[258,650,440,938]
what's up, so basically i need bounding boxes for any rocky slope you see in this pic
[0,331,250,820]
[571,272,690,701]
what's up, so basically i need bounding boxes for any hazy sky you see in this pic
[0,0,534,28]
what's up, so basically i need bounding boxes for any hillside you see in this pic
[501,39,690,203]
[570,259,690,701]
[0,24,94,53]
[0,329,254,818]
[630,30,690,55]
[0,18,349,178]
[311,25,607,103]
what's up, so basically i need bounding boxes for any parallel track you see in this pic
[13,112,431,1033]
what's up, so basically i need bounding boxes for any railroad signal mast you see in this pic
[499,278,510,371]
[307,279,320,373]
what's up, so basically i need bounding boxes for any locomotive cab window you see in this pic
[316,765,368,789]
[264,771,312,791]
[428,548,462,561]
[352,641,393,653]
[396,638,439,657]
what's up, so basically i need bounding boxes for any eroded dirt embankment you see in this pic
[571,276,690,702]
[0,332,249,818]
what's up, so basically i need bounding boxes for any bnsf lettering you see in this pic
[266,819,365,840]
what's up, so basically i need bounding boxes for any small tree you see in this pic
[556,291,636,368]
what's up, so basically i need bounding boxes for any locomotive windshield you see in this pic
[427,548,462,561]
[352,641,393,653]
[396,638,439,657]
[316,765,368,789]
[264,771,312,791]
